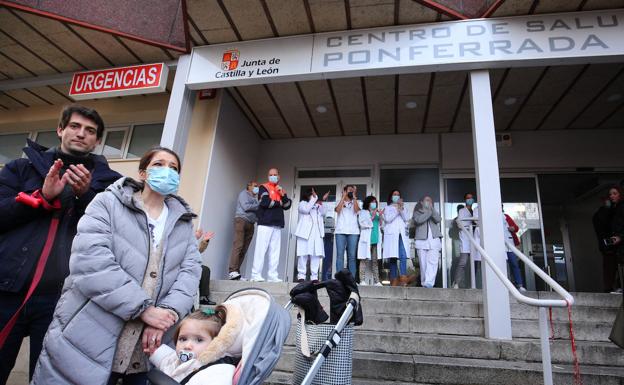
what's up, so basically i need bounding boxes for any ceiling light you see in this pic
[405,101,417,109]
[504,97,517,106]
[607,93,622,102]
[316,105,328,113]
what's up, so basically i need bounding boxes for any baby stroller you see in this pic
[147,269,361,385]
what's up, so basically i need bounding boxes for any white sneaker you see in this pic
[267,278,283,283]
[359,281,368,286]
[452,283,459,289]
[228,271,241,280]
[611,288,623,294]
[374,282,384,287]
[519,286,527,293]
[250,277,265,282]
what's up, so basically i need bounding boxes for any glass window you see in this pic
[380,168,440,203]
[0,133,29,164]
[127,124,164,159]
[297,169,371,178]
[100,129,127,159]
[35,131,59,150]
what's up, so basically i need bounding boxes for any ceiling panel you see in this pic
[221,0,274,40]
[266,82,317,137]
[308,0,348,32]
[0,92,28,108]
[117,37,177,63]
[187,0,238,44]
[534,0,584,14]
[490,0,534,17]
[16,11,111,69]
[582,0,624,11]
[236,84,292,138]
[539,63,623,130]
[600,103,624,129]
[4,89,50,107]
[341,112,368,135]
[399,73,431,96]
[298,80,343,136]
[70,25,140,66]
[568,70,624,129]
[0,9,81,73]
[365,76,395,134]
[397,0,439,24]
[452,69,506,132]
[0,52,33,78]
[397,94,427,133]
[28,86,72,105]
[349,0,395,29]
[492,67,546,130]
[0,33,55,76]
[229,88,268,138]
[266,0,312,36]
[508,65,586,131]
[425,71,465,132]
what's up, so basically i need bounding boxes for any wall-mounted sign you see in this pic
[186,9,624,89]
[69,63,169,100]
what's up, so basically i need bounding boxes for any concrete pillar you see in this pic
[469,69,512,340]
[161,54,196,162]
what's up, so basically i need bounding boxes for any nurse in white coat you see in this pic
[383,189,411,286]
[453,193,480,288]
[357,196,383,286]
[295,188,328,281]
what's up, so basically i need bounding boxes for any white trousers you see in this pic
[297,255,322,280]
[252,225,282,281]
[417,248,440,288]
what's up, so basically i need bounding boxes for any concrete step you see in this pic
[265,371,435,385]
[281,330,624,367]
[210,280,622,308]
[209,290,619,324]
[273,348,624,385]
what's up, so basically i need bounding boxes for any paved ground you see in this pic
[7,338,29,385]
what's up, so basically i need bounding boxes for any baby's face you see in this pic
[176,319,213,357]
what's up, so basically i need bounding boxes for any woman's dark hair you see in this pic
[343,184,355,192]
[58,104,105,139]
[301,188,314,202]
[464,192,474,200]
[138,146,182,173]
[363,195,377,210]
[386,189,400,205]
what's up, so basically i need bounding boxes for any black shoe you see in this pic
[199,296,216,306]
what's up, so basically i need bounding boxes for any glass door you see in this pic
[442,176,546,290]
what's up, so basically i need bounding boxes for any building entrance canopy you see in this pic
[186,9,624,89]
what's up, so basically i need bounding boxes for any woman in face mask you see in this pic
[382,189,412,286]
[453,192,480,289]
[357,196,383,286]
[413,196,442,288]
[32,146,202,385]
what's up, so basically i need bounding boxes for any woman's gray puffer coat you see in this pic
[31,177,202,385]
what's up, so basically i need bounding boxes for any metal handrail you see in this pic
[455,218,575,385]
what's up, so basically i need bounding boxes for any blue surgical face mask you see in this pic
[252,186,259,195]
[146,166,180,196]
[391,195,400,203]
[370,202,377,210]
[268,175,279,184]
[466,198,475,206]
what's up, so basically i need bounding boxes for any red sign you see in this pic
[69,63,169,100]
[221,49,239,71]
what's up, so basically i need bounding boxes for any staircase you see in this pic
[209,280,624,385]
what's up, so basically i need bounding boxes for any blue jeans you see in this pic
[0,293,59,383]
[388,237,408,279]
[507,252,524,287]
[322,233,334,281]
[335,234,358,276]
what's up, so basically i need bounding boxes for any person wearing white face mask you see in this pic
[453,192,480,289]
[32,146,202,385]
[383,189,412,286]
[226,181,259,280]
[251,168,291,282]
[357,196,383,286]
[413,196,442,288]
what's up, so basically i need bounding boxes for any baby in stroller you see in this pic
[149,306,242,384]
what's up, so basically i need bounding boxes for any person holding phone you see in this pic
[334,185,360,276]
[383,189,412,286]
[295,188,330,282]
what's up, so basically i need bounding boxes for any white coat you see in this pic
[458,206,481,260]
[382,205,410,260]
[357,210,382,260]
[294,195,326,240]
